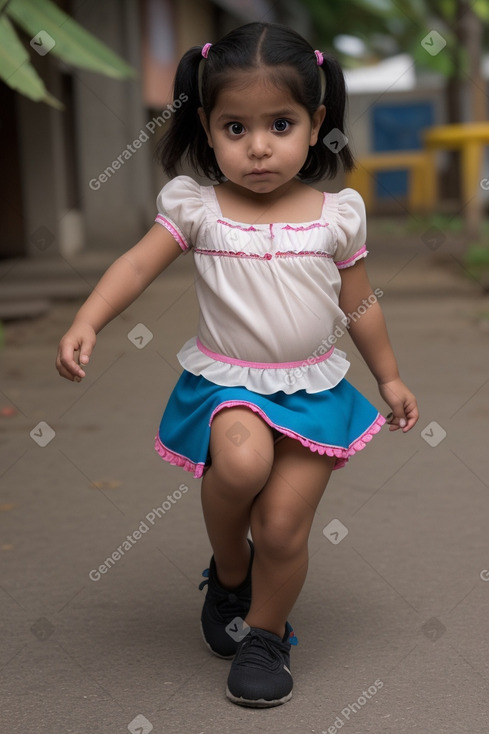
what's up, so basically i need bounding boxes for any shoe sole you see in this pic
[200,621,236,660]
[225,685,292,708]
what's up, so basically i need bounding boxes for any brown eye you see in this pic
[273,119,289,132]
[228,122,244,135]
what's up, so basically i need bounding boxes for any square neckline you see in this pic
[207,184,328,228]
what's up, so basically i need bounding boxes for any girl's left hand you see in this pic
[378,378,419,432]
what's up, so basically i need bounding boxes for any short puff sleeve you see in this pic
[332,188,367,269]
[155,175,205,252]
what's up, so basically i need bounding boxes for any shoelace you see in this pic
[198,567,210,591]
[199,568,250,619]
[235,629,292,670]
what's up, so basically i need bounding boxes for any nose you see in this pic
[248,131,271,158]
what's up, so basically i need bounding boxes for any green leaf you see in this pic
[350,0,393,15]
[0,15,63,108]
[7,0,135,78]
[473,0,489,21]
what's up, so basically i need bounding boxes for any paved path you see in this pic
[1,225,488,733]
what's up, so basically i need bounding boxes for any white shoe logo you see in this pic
[283,665,291,676]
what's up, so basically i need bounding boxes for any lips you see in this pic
[249,169,272,175]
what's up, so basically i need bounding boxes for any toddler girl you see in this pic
[57,22,418,709]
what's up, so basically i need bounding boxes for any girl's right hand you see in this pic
[56,322,96,382]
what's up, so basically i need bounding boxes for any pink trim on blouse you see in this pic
[155,214,189,251]
[193,248,333,260]
[196,338,334,369]
[275,250,333,259]
[336,244,367,269]
[194,248,272,260]
[217,219,257,232]
[282,222,329,231]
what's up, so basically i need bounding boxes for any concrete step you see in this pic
[0,299,51,321]
[0,279,92,301]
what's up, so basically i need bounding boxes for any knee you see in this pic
[252,511,310,560]
[211,444,272,497]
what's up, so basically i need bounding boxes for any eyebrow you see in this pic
[215,108,299,122]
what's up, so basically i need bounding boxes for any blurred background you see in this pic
[1,0,489,314]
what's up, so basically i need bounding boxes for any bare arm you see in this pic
[56,224,183,381]
[339,260,418,432]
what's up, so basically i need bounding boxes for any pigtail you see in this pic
[317,52,354,178]
[156,46,209,177]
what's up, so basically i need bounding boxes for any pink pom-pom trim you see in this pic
[155,410,386,477]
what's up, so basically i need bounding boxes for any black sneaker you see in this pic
[199,539,254,659]
[225,623,297,707]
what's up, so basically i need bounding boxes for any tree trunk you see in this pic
[457,0,486,122]
[442,0,485,233]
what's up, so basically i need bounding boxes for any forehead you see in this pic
[211,69,301,114]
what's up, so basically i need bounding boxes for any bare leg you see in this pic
[245,438,335,638]
[201,407,274,589]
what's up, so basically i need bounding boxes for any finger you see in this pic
[385,411,400,432]
[78,337,95,366]
[58,345,87,379]
[401,403,419,432]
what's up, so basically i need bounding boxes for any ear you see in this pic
[198,107,213,148]
[309,104,326,146]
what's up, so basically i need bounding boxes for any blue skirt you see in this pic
[154,370,385,478]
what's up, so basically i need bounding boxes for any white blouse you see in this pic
[155,176,367,395]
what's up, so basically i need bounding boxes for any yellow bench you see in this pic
[424,122,489,235]
[345,151,436,213]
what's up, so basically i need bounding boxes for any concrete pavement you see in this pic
[1,224,488,733]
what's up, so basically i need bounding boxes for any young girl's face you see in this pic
[199,71,325,196]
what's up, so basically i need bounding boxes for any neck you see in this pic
[221,178,300,206]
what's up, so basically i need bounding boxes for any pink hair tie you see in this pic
[202,43,212,59]
[314,50,324,66]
